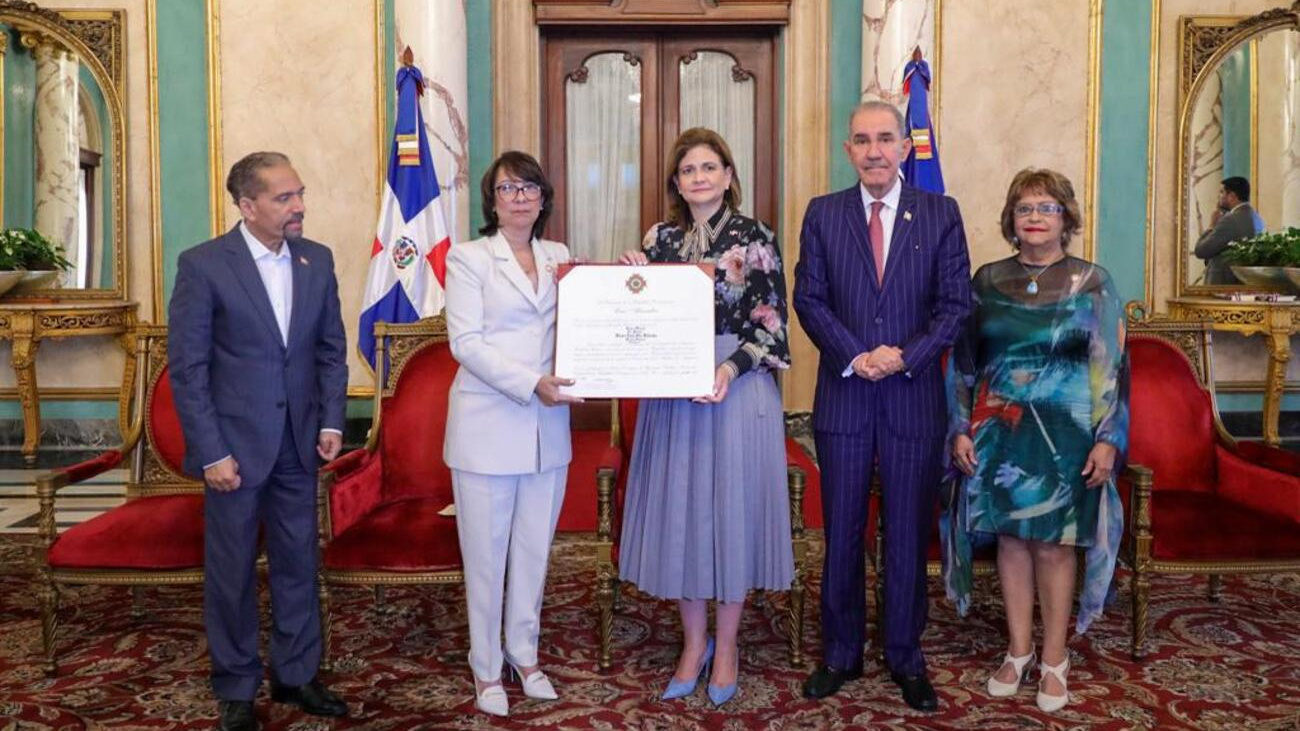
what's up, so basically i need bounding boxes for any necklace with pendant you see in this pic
[1017,255,1065,295]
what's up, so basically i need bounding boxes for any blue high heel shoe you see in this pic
[661,638,715,700]
[706,652,739,707]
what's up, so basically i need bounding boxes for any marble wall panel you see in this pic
[1254,29,1300,231]
[31,43,78,253]
[861,0,938,107]
[938,0,1091,269]
[219,0,380,388]
[1186,68,1223,284]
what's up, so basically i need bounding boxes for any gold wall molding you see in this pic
[146,0,162,320]
[1083,0,1104,261]
[781,0,828,411]
[58,9,122,90]
[934,0,943,143]
[0,2,121,87]
[0,30,6,228]
[206,0,224,236]
[1144,0,1161,310]
[374,0,385,212]
[0,387,118,400]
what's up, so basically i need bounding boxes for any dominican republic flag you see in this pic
[900,51,945,194]
[358,57,452,367]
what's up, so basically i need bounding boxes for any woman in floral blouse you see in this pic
[618,127,794,708]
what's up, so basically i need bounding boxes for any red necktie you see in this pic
[869,201,885,284]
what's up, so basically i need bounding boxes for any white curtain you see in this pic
[566,53,641,263]
[679,51,755,218]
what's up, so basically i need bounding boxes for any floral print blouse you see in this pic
[641,206,791,376]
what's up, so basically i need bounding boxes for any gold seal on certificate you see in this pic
[555,264,715,398]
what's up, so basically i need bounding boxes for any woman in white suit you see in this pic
[444,151,580,717]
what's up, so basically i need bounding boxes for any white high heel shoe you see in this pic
[473,681,509,717]
[1036,656,1070,713]
[506,660,559,701]
[986,646,1036,697]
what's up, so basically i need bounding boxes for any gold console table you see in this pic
[1168,297,1299,446]
[0,301,138,465]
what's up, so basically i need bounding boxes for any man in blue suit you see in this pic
[169,152,349,731]
[794,101,971,711]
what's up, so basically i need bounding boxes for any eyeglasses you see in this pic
[495,182,543,201]
[1013,202,1065,218]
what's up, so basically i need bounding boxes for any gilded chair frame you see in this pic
[34,325,203,674]
[316,316,463,669]
[1122,312,1300,660]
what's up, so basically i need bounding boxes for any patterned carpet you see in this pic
[2,534,1300,730]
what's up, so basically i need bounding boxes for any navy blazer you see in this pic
[168,226,348,486]
[793,183,971,438]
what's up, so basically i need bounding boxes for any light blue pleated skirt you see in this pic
[618,335,795,603]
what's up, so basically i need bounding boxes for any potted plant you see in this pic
[1219,227,1300,291]
[0,228,72,296]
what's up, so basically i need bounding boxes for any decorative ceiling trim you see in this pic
[533,0,790,26]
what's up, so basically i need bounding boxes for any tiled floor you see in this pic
[0,452,126,534]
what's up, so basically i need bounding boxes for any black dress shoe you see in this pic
[802,663,864,699]
[890,671,939,712]
[269,678,348,717]
[216,700,258,731]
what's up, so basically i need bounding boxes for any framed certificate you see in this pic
[555,263,715,398]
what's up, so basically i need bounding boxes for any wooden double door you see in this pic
[541,30,778,260]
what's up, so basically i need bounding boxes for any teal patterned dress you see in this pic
[942,256,1128,633]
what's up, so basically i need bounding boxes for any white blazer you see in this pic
[443,233,572,475]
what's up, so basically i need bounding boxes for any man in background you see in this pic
[1195,176,1266,285]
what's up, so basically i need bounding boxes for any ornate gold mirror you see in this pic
[0,0,125,299]
[1177,3,1300,295]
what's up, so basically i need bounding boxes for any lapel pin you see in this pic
[298,256,309,266]
[903,210,913,222]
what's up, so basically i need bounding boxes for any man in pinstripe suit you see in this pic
[793,101,971,711]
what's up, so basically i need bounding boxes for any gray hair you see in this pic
[226,151,292,204]
[848,101,906,138]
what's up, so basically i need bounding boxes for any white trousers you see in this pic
[452,466,567,683]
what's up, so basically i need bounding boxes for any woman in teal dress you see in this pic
[945,168,1127,714]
